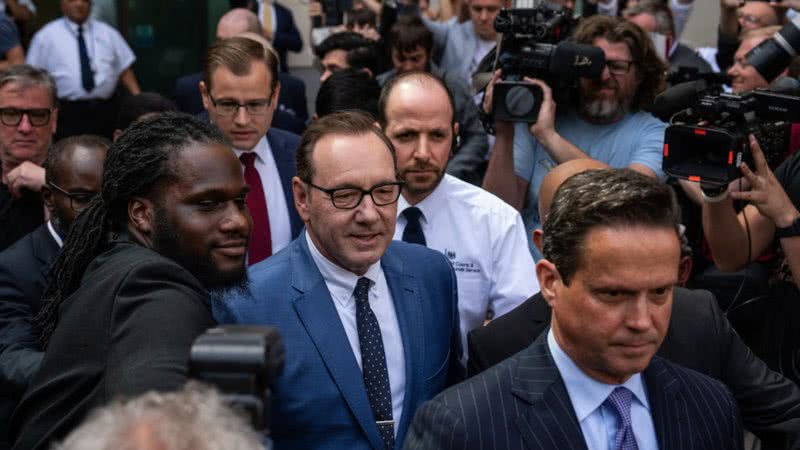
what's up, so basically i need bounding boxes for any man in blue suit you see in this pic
[405,168,743,450]
[214,111,461,450]
[201,36,303,265]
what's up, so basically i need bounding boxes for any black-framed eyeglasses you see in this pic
[0,108,52,127]
[606,59,634,75]
[47,182,98,212]
[208,93,273,116]
[304,180,404,210]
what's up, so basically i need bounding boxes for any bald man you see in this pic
[467,162,800,447]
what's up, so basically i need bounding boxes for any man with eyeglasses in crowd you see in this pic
[200,36,303,265]
[213,111,461,450]
[482,15,668,258]
[0,65,58,251]
[0,135,108,450]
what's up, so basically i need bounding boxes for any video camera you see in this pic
[491,2,605,123]
[655,79,800,187]
[189,326,285,442]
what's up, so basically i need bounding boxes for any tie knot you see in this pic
[606,387,634,425]
[402,206,423,222]
[239,152,257,168]
[354,277,372,304]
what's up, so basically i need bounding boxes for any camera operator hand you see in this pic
[482,69,529,211]
[481,69,514,136]
[523,77,558,146]
[731,135,800,229]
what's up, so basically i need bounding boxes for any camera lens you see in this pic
[505,85,537,118]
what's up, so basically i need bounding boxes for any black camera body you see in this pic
[189,325,285,436]
[662,87,800,187]
[491,5,605,123]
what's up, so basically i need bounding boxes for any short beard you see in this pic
[580,97,626,123]
[151,207,248,291]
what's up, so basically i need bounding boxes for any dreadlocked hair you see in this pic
[35,112,228,348]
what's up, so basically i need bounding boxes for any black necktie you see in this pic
[77,25,94,93]
[354,277,395,449]
[401,206,426,246]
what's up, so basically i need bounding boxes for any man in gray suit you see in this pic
[405,168,743,450]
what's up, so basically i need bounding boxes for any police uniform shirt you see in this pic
[26,17,135,101]
[394,174,539,359]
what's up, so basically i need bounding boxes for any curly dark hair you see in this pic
[573,15,666,111]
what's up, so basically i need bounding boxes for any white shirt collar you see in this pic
[397,174,451,224]
[63,17,92,33]
[233,134,272,163]
[547,328,651,422]
[46,220,64,248]
[304,231,383,308]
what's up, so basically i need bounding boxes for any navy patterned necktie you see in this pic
[401,206,426,246]
[77,25,94,93]
[354,277,395,449]
[606,387,639,450]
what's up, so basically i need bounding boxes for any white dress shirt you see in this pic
[394,174,539,359]
[548,329,659,450]
[26,17,135,100]
[305,231,407,434]
[233,136,292,255]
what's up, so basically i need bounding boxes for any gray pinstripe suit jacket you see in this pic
[403,332,744,450]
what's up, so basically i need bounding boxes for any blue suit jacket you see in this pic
[213,237,461,450]
[404,331,744,450]
[264,128,304,239]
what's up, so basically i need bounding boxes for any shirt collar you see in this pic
[233,135,272,164]
[304,231,383,307]
[47,220,64,248]
[547,328,650,422]
[397,174,450,224]
[64,17,91,33]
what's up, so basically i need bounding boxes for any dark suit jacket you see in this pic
[0,185,44,252]
[272,3,303,73]
[9,238,216,450]
[0,225,59,449]
[406,332,744,450]
[670,43,713,74]
[468,289,800,448]
[212,237,462,450]
[174,71,308,125]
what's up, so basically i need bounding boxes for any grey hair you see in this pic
[0,64,58,107]
[624,0,674,36]
[54,382,264,450]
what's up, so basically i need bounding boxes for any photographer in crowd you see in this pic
[482,14,667,256]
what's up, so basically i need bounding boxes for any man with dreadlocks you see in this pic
[9,113,252,450]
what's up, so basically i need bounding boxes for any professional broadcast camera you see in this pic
[491,2,605,123]
[190,326,285,444]
[654,79,800,187]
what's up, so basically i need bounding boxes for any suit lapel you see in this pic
[34,224,61,279]
[644,357,684,450]
[289,238,385,450]
[512,335,588,450]
[381,247,422,447]
[266,130,303,238]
